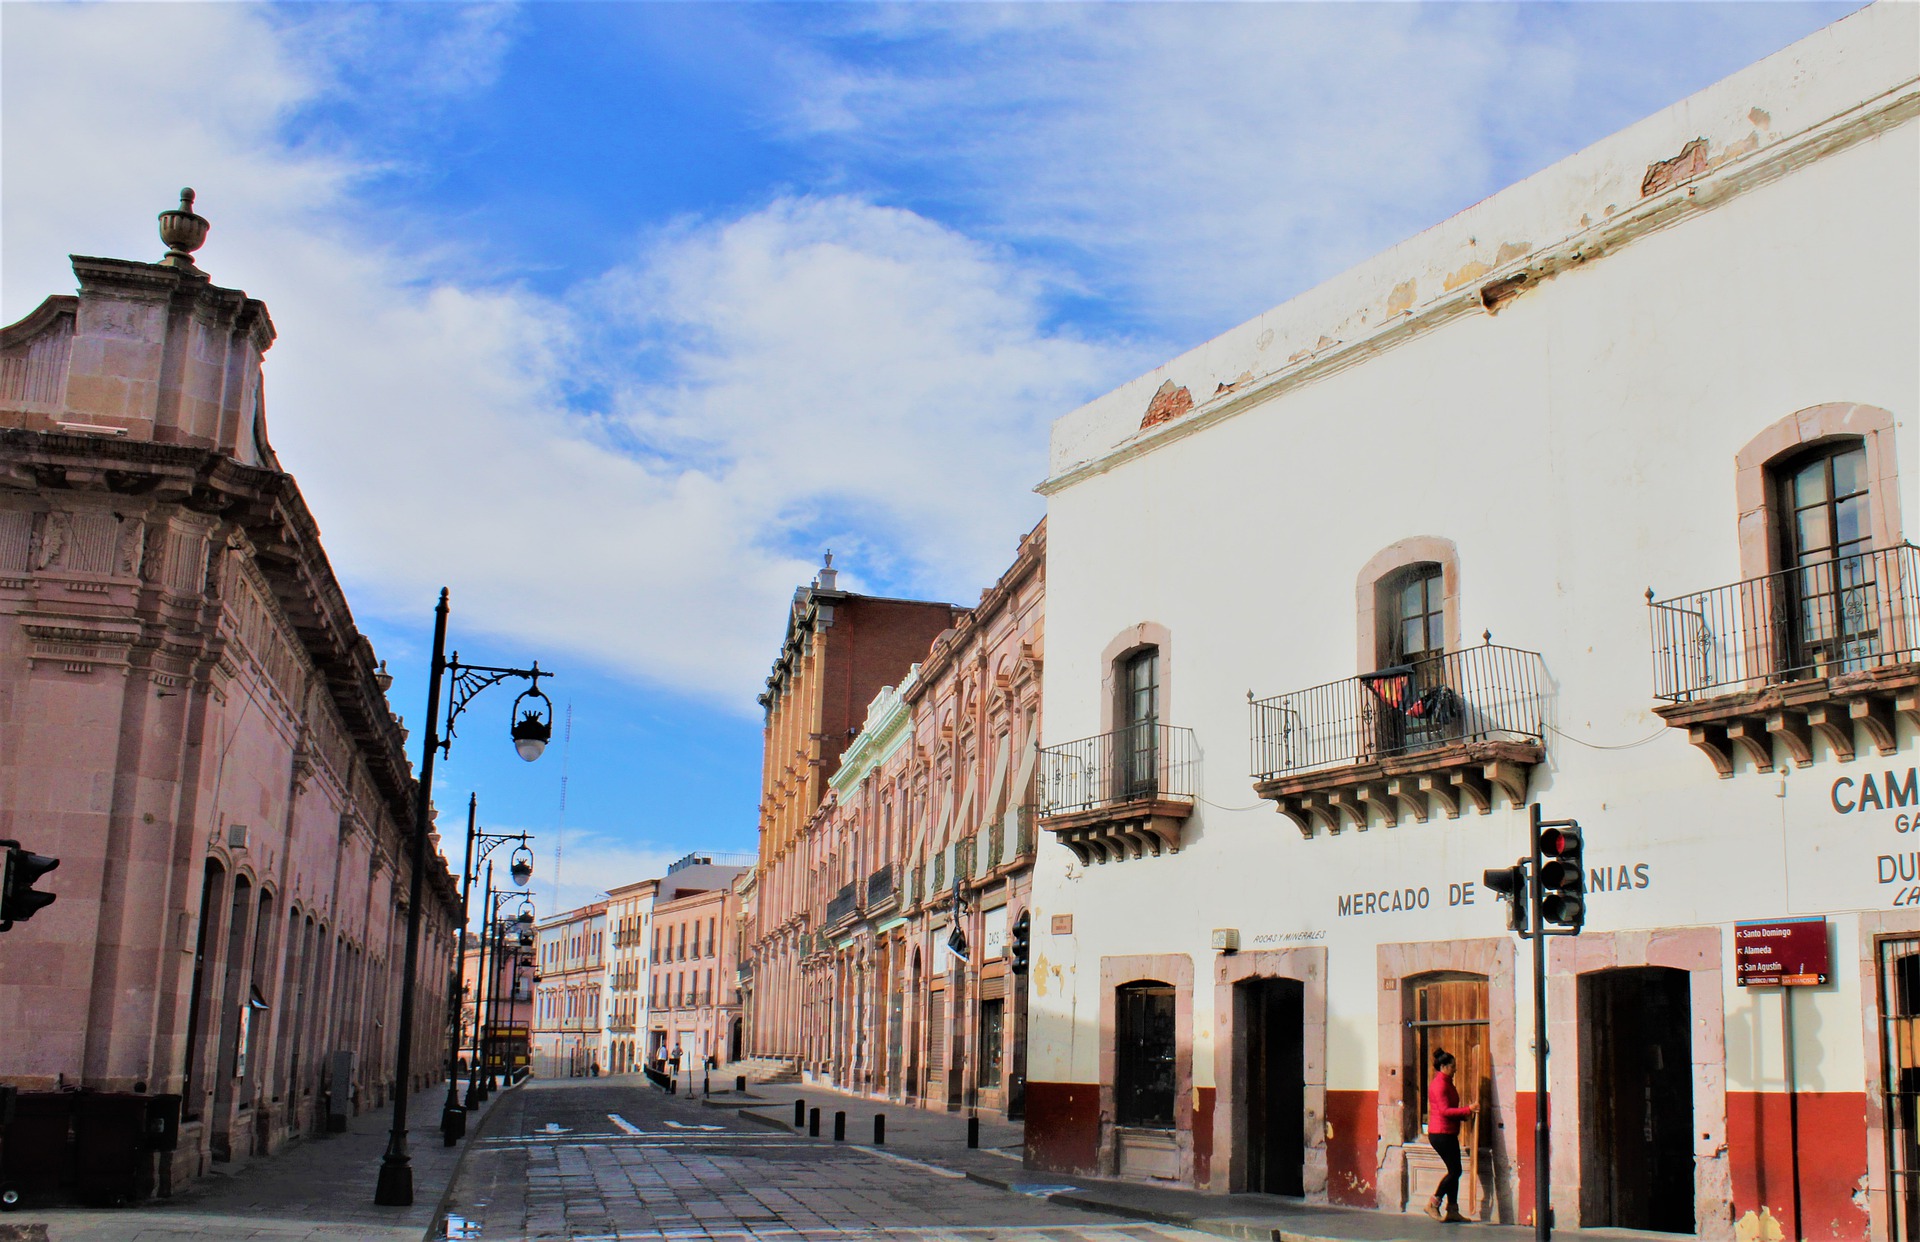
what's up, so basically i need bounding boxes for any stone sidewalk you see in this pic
[5,1080,507,1242]
[717,1081,1659,1242]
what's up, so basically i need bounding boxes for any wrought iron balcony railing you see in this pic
[1249,642,1545,781]
[826,881,858,927]
[866,863,895,908]
[1649,545,1920,702]
[1039,723,1198,818]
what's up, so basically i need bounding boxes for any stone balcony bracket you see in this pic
[1653,666,1920,778]
[1040,796,1194,865]
[1253,739,1541,840]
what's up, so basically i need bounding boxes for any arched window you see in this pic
[1117,647,1160,798]
[1115,979,1176,1128]
[1378,562,1446,669]
[1775,439,1877,675]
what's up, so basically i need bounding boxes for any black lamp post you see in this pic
[442,795,533,1144]
[470,863,497,1108]
[374,589,554,1208]
[479,891,535,1093]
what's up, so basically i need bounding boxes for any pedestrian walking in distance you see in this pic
[1425,1049,1476,1222]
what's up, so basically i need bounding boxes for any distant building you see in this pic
[603,877,659,1074]
[0,194,462,1188]
[780,522,1044,1117]
[459,935,532,1078]
[745,556,963,1063]
[530,901,606,1077]
[648,859,748,1071]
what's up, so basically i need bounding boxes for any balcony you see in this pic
[1038,723,1197,863]
[1249,642,1545,838]
[1649,545,1920,776]
[826,881,859,928]
[866,863,896,911]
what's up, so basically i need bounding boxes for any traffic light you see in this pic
[1,840,59,930]
[1010,912,1031,974]
[1482,863,1528,933]
[1536,821,1585,931]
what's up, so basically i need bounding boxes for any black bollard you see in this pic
[736,1075,746,1094]
[873,1113,886,1145]
[967,1115,979,1148]
[794,1099,806,1127]
[703,1073,710,1097]
[833,1110,846,1141]
[808,1106,820,1137]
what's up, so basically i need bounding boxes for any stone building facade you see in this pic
[0,202,462,1185]
[745,561,963,1061]
[1022,8,1919,1239]
[801,522,1045,1117]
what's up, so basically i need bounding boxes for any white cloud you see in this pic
[3,4,1125,710]
[776,2,1859,339]
[6,2,1851,713]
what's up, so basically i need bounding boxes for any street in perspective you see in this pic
[4,4,1918,1242]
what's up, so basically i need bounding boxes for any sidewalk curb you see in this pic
[734,1107,793,1134]
[959,1165,1407,1242]
[421,1079,522,1242]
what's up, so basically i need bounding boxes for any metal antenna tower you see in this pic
[551,702,572,914]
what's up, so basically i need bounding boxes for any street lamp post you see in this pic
[374,588,554,1208]
[442,795,533,1144]
[476,886,534,1095]
[470,862,496,1107]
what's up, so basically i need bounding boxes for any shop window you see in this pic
[1115,980,1177,1128]
[978,998,1005,1088]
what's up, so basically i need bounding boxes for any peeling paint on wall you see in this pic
[1733,1206,1786,1241]
[1442,260,1492,293]
[1140,379,1194,431]
[1642,137,1712,197]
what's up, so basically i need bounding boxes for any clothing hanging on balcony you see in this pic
[1362,665,1462,725]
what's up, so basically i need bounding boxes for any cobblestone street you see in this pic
[445,1079,1208,1242]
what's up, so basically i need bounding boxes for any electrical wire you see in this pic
[1544,722,1669,751]
[1199,796,1268,813]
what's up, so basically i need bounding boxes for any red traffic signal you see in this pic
[1535,822,1584,929]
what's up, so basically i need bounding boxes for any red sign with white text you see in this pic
[1735,917,1830,986]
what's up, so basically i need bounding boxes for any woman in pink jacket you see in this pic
[1425,1049,1476,1222]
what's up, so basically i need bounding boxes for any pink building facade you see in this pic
[751,523,1044,1118]
[648,868,745,1072]
[0,201,462,1185]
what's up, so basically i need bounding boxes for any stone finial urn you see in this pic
[158,188,210,269]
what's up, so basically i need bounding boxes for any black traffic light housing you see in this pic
[1,841,59,931]
[1482,863,1528,934]
[1010,912,1031,974]
[1536,821,1585,930]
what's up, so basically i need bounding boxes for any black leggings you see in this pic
[1430,1133,1462,1210]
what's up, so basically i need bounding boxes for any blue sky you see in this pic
[2,1,1860,914]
